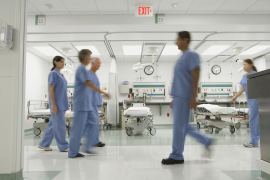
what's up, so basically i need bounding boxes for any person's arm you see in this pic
[190,67,200,109]
[231,86,244,102]
[49,84,57,114]
[85,81,110,99]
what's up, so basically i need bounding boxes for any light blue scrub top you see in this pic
[87,71,102,106]
[171,49,200,99]
[240,71,258,103]
[48,69,69,112]
[73,64,92,112]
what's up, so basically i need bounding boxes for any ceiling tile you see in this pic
[93,41,106,46]
[158,0,193,11]
[70,11,99,15]
[28,12,43,15]
[41,11,71,15]
[187,0,226,12]
[27,1,40,12]
[216,0,257,12]
[245,0,270,13]
[29,0,69,11]
[100,11,127,14]
[95,0,128,12]
[62,0,98,11]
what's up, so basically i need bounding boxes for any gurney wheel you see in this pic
[126,128,133,136]
[197,123,200,129]
[235,122,241,129]
[150,128,156,136]
[34,127,41,136]
[208,126,213,134]
[229,125,235,134]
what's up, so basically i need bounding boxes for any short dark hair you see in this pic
[178,31,191,44]
[78,49,92,62]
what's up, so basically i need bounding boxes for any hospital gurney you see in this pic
[232,102,249,129]
[123,100,155,136]
[195,104,238,134]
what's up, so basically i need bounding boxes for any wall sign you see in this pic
[35,15,46,25]
[135,6,153,17]
[155,14,165,24]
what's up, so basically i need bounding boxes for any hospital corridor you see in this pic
[1,0,270,180]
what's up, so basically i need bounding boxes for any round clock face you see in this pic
[212,65,221,75]
[144,65,154,75]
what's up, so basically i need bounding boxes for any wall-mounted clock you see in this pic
[211,65,221,75]
[144,65,154,75]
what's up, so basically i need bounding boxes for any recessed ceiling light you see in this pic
[240,45,270,55]
[123,46,142,55]
[34,47,61,56]
[201,45,230,55]
[75,46,100,55]
[161,45,180,55]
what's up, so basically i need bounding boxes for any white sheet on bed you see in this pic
[124,107,152,116]
[197,104,237,114]
[28,109,51,116]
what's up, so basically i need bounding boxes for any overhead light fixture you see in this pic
[161,45,180,55]
[201,45,230,55]
[240,45,270,55]
[75,46,100,55]
[123,46,142,55]
[45,4,53,10]
[171,3,178,9]
[34,46,61,56]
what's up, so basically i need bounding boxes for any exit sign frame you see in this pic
[135,6,153,17]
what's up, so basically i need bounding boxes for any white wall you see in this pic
[65,60,246,124]
[25,52,51,130]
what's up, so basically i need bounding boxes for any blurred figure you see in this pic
[39,56,69,152]
[83,57,105,148]
[231,59,259,148]
[162,31,213,165]
[68,50,109,158]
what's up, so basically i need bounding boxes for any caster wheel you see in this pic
[197,123,200,129]
[235,122,241,129]
[34,127,41,136]
[229,125,235,134]
[150,128,156,136]
[208,126,213,134]
[126,128,133,136]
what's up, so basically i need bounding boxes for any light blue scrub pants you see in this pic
[68,111,88,158]
[39,111,69,152]
[83,106,100,148]
[248,99,260,146]
[169,97,212,160]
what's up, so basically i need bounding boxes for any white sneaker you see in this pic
[243,143,258,148]
[61,148,69,152]
[38,145,52,151]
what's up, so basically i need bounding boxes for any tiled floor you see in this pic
[23,125,270,180]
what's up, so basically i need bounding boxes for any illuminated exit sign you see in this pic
[135,6,153,17]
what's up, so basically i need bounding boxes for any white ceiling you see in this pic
[27,0,270,15]
[27,40,270,63]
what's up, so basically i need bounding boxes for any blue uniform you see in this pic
[39,69,69,152]
[240,71,260,146]
[83,71,102,148]
[68,64,92,158]
[169,49,212,160]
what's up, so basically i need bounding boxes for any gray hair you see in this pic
[91,57,100,63]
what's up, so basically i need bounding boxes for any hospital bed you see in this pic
[232,102,249,129]
[27,100,107,136]
[122,100,155,136]
[195,104,238,134]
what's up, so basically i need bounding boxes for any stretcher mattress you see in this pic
[123,107,152,116]
[197,104,237,114]
[28,109,51,116]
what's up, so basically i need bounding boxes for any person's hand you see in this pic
[104,93,110,99]
[170,99,174,109]
[231,96,237,102]
[189,98,197,109]
[52,104,58,114]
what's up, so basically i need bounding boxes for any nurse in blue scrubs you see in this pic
[162,31,213,165]
[68,50,109,158]
[84,57,105,148]
[39,56,69,152]
[231,59,260,148]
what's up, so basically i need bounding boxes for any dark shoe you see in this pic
[94,142,105,147]
[75,153,85,158]
[161,158,184,165]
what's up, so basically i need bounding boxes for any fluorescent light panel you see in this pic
[75,46,100,55]
[123,46,142,55]
[34,47,61,56]
[240,45,270,55]
[161,45,180,55]
[201,45,230,55]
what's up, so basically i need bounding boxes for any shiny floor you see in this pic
[24,125,270,180]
